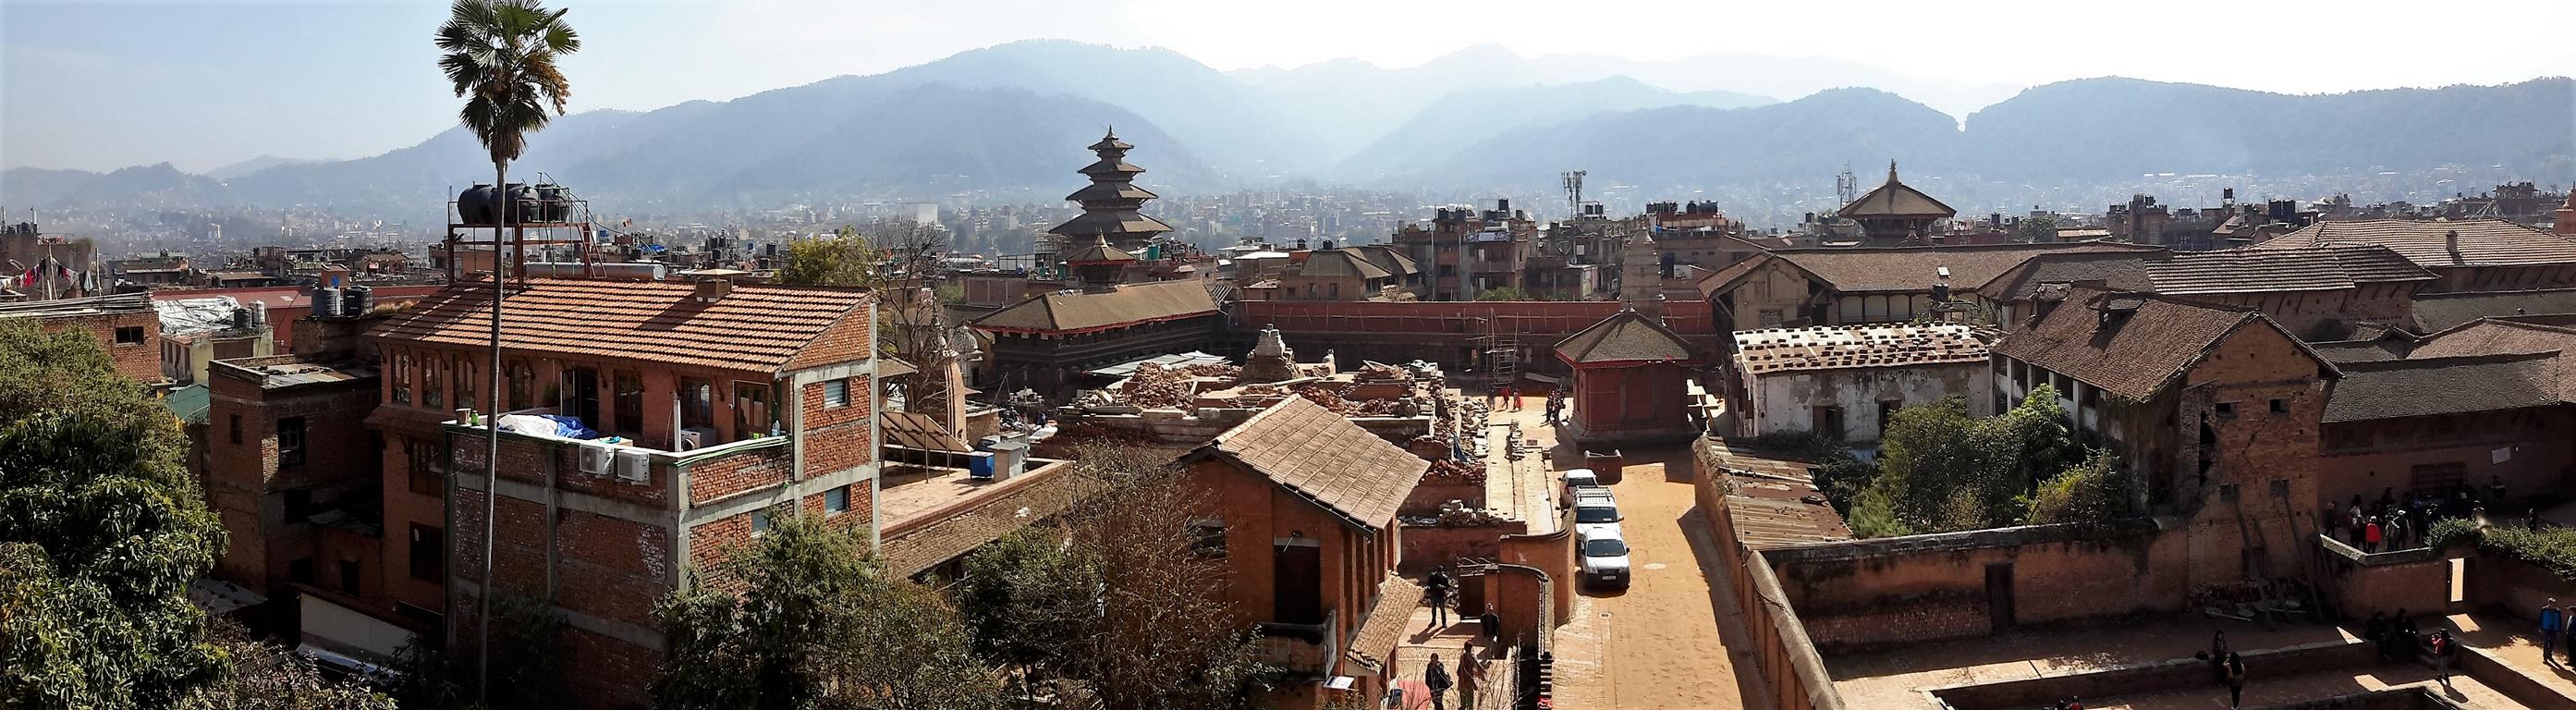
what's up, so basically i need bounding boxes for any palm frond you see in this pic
[433,0,579,162]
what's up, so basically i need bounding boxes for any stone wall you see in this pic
[1692,443,1846,710]
[2317,534,2458,620]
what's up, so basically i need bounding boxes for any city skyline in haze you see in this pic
[6,0,2572,174]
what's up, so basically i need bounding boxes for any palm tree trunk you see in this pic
[481,156,506,703]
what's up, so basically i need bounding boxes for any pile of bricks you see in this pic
[1120,362,1199,409]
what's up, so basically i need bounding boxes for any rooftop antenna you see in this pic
[1836,164,1859,206]
[1561,170,1586,214]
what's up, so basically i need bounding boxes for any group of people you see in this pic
[2538,599,2576,667]
[1408,568,1501,710]
[2360,610,2460,688]
[2336,480,2502,553]
[2203,632,2250,709]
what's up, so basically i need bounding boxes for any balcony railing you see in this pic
[1254,609,1338,676]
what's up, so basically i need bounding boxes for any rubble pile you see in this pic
[1292,383,1408,417]
[1435,499,1509,526]
[1424,459,1487,484]
[1119,362,1199,409]
[1352,361,1410,382]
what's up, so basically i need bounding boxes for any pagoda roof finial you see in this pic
[1888,160,1899,184]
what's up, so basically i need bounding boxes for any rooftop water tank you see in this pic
[312,287,343,319]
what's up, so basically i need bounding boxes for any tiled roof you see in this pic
[1840,169,1956,218]
[1050,210,1174,239]
[1752,242,2155,295]
[1978,251,2157,301]
[369,278,870,374]
[1555,310,1697,365]
[2324,352,2567,422]
[968,279,1219,334]
[1354,245,1421,276]
[0,291,152,319]
[2252,218,2576,268]
[2406,319,2576,360]
[1732,324,1990,375]
[1060,237,1136,264]
[2410,288,2576,333]
[1294,250,1393,280]
[2308,339,2410,363]
[2143,246,2435,295]
[1342,574,1424,674]
[1991,288,2322,400]
[1705,438,1854,550]
[879,464,1105,578]
[1202,398,1429,531]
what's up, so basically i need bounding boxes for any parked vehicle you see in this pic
[1580,531,1632,588]
[1561,468,1601,496]
[1574,493,1623,539]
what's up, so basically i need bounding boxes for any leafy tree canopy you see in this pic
[0,318,228,708]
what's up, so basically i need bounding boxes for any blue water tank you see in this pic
[967,451,995,480]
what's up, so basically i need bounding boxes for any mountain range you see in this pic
[5,40,2570,221]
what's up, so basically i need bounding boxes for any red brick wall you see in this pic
[560,627,657,710]
[688,512,756,591]
[554,510,671,628]
[204,366,382,597]
[1190,457,1380,639]
[380,434,447,615]
[1398,522,1514,573]
[36,311,160,383]
[686,445,792,505]
[2319,408,2576,516]
[798,374,875,482]
[2323,547,2453,619]
[783,305,873,372]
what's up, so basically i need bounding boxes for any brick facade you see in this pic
[36,310,162,384]
[203,357,384,608]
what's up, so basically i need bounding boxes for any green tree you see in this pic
[779,226,883,288]
[0,319,228,708]
[2016,214,2060,242]
[653,512,1004,710]
[388,591,572,710]
[178,621,396,710]
[2026,449,2132,525]
[436,0,579,698]
[1473,286,1536,301]
[1858,386,2098,534]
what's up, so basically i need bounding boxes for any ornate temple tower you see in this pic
[1048,129,1175,256]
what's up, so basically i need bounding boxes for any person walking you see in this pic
[1479,609,1501,643]
[1457,643,1482,710]
[1424,653,1454,710]
[2544,600,2564,667]
[2210,630,2229,683]
[2224,652,2247,710]
[2364,517,2384,553]
[1425,569,1454,630]
[2430,630,2454,689]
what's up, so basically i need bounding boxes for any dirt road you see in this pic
[1502,412,1764,707]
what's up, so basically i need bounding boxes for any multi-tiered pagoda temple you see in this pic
[1047,129,1175,254]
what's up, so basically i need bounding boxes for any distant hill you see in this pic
[0,166,104,207]
[1386,78,2576,193]
[1392,88,1965,190]
[1337,77,1773,178]
[205,155,323,180]
[223,82,1223,219]
[1965,77,2576,179]
[22,39,2572,218]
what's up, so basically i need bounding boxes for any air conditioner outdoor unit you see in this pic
[577,443,614,477]
[615,449,652,484]
[678,427,716,451]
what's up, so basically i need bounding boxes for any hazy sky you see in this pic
[6,0,2571,173]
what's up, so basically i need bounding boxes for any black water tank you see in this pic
[459,184,496,224]
[503,183,539,223]
[533,184,570,222]
[341,285,373,318]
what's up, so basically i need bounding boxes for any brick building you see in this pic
[1555,309,1703,445]
[1976,246,2437,339]
[1729,324,1994,444]
[1391,201,1537,300]
[1271,247,1414,301]
[202,354,404,648]
[2313,318,2576,513]
[0,292,162,384]
[2252,218,2576,292]
[968,279,1223,400]
[1696,241,2153,343]
[1989,289,2337,582]
[366,277,881,708]
[1178,397,1429,708]
[1837,162,1956,246]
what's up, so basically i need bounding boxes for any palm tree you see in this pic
[435,0,576,702]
